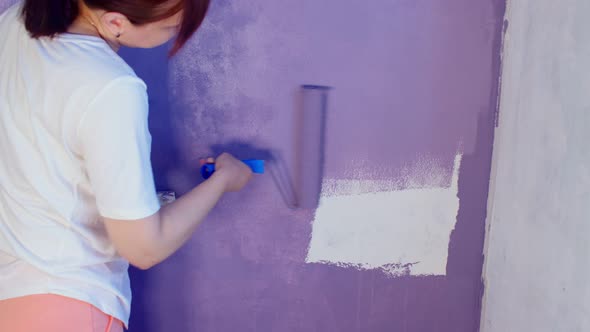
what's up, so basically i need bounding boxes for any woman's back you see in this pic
[0,1,252,330]
[0,3,160,325]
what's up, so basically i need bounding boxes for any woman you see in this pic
[0,0,253,331]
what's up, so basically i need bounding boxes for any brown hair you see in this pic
[21,0,209,55]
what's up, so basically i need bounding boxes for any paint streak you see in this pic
[307,154,462,276]
[322,153,458,196]
[0,0,13,12]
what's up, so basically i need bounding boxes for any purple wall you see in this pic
[121,0,506,331]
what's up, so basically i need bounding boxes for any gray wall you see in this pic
[481,0,590,331]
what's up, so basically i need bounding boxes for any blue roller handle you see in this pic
[201,159,265,179]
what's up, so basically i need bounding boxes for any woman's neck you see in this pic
[67,4,121,52]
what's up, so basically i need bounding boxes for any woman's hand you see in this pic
[200,153,253,192]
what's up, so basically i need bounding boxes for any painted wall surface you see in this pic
[120,1,505,331]
[0,0,504,331]
[480,1,590,331]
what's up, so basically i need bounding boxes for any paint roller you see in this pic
[293,85,330,208]
[200,85,331,209]
[200,159,265,179]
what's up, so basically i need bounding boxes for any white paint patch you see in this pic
[306,154,462,276]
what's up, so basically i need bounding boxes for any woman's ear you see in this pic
[100,12,129,37]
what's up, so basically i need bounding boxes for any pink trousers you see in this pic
[0,294,124,332]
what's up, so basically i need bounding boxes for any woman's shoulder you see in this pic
[56,35,138,81]
[44,37,145,102]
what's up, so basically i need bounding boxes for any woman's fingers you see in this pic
[199,157,215,166]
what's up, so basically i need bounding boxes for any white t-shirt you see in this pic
[0,3,161,326]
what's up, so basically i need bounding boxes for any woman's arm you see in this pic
[103,153,252,269]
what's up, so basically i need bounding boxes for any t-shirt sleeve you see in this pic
[77,76,161,220]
